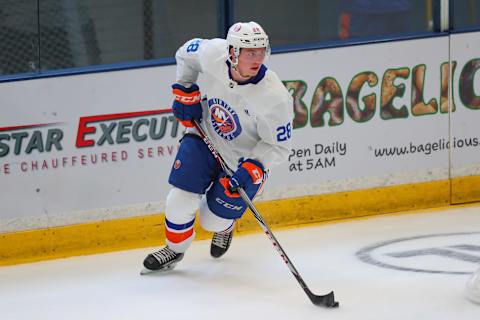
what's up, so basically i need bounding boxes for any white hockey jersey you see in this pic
[175,38,293,171]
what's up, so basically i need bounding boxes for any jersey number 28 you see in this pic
[276,123,292,142]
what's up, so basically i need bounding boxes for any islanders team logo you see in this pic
[208,98,242,141]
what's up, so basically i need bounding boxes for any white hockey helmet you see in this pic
[226,21,270,67]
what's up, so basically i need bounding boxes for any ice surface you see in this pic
[1,205,479,320]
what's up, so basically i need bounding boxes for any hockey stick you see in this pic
[193,120,339,308]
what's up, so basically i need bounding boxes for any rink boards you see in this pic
[1,32,479,265]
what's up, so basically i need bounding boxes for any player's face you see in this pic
[236,48,266,77]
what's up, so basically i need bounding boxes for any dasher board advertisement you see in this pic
[2,35,478,231]
[449,31,480,179]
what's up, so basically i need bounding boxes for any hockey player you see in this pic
[142,21,293,273]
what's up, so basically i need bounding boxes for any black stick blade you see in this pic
[308,290,339,308]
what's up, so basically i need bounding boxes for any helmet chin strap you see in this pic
[228,47,240,70]
[231,63,251,80]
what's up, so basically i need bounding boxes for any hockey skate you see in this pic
[141,246,184,275]
[210,229,233,258]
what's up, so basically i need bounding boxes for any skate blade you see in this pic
[140,264,176,275]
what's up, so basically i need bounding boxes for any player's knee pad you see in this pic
[165,187,200,253]
[198,197,235,232]
[205,174,260,219]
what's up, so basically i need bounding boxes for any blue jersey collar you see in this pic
[226,60,267,85]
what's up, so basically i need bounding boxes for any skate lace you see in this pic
[212,232,231,249]
[152,247,177,263]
